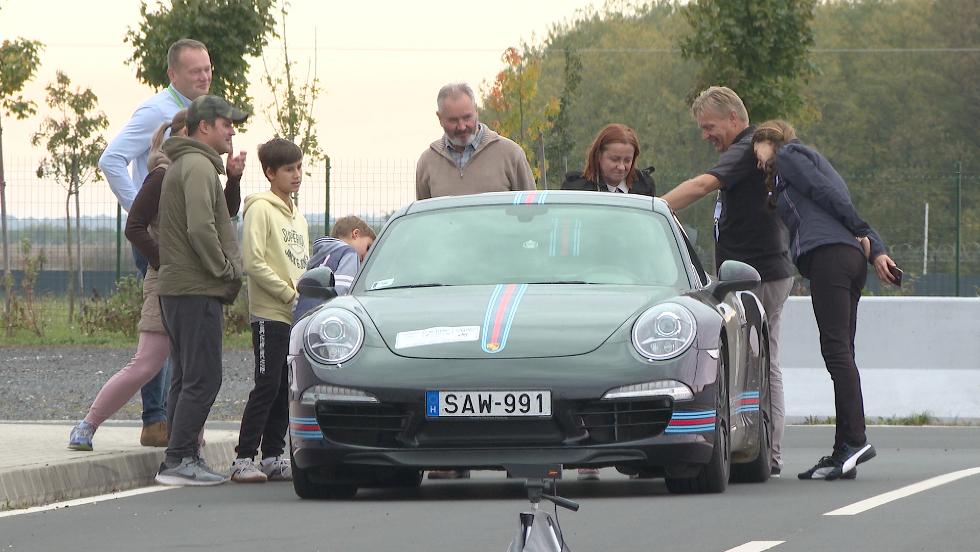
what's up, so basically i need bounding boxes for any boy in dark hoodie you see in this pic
[307,216,375,295]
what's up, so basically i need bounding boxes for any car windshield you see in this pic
[358,204,688,290]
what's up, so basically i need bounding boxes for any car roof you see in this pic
[402,190,671,216]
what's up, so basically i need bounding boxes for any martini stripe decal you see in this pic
[736,391,761,414]
[666,409,717,433]
[481,283,529,353]
[289,416,324,440]
[513,191,549,205]
[548,218,582,257]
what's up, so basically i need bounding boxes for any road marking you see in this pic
[824,466,980,516]
[723,542,784,552]
[0,486,176,518]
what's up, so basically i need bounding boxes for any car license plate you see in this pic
[425,390,552,418]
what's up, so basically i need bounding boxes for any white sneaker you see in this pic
[230,458,268,483]
[260,456,292,481]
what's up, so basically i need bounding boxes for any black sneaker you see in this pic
[826,442,876,481]
[770,466,781,478]
[798,455,838,480]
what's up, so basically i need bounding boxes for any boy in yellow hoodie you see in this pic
[231,138,309,482]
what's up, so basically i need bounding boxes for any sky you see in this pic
[0,0,601,218]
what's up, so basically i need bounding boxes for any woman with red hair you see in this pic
[561,123,655,196]
[561,124,655,482]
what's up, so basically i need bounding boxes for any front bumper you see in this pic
[288,346,721,473]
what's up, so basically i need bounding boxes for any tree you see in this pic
[262,2,323,163]
[545,46,583,183]
[31,72,109,323]
[482,47,559,185]
[260,1,324,209]
[0,30,43,335]
[125,0,277,114]
[679,0,817,123]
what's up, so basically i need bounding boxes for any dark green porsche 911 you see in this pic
[287,190,772,498]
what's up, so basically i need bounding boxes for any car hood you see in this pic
[357,284,679,359]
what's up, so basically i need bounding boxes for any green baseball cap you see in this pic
[186,95,249,127]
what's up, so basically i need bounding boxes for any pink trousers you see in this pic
[84,331,169,428]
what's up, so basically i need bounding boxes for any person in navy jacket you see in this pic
[751,120,899,482]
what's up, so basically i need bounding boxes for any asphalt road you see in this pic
[3,426,980,552]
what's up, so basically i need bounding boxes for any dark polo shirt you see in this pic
[706,126,794,281]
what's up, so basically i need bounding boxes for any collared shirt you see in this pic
[99,84,191,211]
[443,123,486,171]
[604,181,629,194]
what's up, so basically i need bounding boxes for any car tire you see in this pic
[665,340,730,494]
[291,447,359,499]
[731,331,772,484]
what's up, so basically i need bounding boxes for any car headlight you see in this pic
[304,308,364,365]
[631,303,697,360]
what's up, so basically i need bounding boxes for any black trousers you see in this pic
[235,320,291,459]
[803,244,868,449]
[160,295,224,461]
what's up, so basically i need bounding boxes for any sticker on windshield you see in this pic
[371,278,394,290]
[395,326,480,349]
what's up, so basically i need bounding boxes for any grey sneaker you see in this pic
[68,421,95,451]
[260,456,292,481]
[231,458,268,483]
[155,457,228,486]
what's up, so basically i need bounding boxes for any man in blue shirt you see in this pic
[99,38,244,447]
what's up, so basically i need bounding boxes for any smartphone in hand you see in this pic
[889,265,903,287]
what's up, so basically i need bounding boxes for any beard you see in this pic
[447,129,477,148]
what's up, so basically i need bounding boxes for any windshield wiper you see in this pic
[373,283,447,290]
[524,280,590,285]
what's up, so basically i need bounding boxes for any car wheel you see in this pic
[291,447,359,499]
[665,340,731,494]
[731,333,772,483]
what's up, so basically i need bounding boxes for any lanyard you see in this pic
[166,85,188,108]
[713,190,722,243]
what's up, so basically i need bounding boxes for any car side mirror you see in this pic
[296,266,338,300]
[708,260,761,301]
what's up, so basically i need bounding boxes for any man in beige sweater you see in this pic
[416,82,535,199]
[417,83,534,481]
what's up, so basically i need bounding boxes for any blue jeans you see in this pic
[133,245,168,425]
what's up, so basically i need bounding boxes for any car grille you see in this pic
[314,403,411,447]
[572,398,672,444]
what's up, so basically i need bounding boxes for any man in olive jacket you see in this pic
[155,95,247,486]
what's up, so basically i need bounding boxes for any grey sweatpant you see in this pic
[159,295,224,462]
[757,277,794,469]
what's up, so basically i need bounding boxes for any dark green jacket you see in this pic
[156,136,242,303]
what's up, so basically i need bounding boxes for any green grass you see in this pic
[802,415,837,425]
[3,296,251,348]
[799,411,978,426]
[875,412,935,425]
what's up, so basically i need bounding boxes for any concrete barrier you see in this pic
[780,296,980,420]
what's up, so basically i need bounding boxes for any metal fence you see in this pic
[1,158,978,305]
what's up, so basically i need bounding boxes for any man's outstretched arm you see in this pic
[661,173,721,211]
